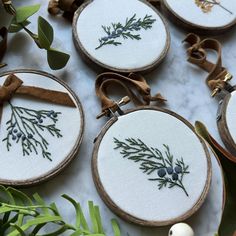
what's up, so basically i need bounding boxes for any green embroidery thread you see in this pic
[114,138,190,196]
[95,14,156,50]
[2,102,62,161]
[195,0,232,14]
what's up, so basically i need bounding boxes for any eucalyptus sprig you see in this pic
[2,0,70,70]
[0,185,121,236]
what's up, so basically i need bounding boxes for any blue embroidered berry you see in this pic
[117,29,122,34]
[28,134,33,139]
[172,173,179,181]
[9,130,12,135]
[22,135,26,141]
[175,166,182,174]
[158,168,166,178]
[17,132,22,138]
[102,37,108,41]
[13,129,18,133]
[53,113,57,118]
[37,115,41,119]
[39,119,43,123]
[33,120,38,124]
[167,167,173,174]
[12,135,16,140]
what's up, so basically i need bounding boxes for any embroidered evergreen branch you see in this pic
[114,138,190,196]
[2,102,62,161]
[195,0,232,14]
[95,14,156,50]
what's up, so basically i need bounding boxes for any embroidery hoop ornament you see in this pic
[92,72,212,226]
[161,0,236,34]
[0,69,84,187]
[72,0,170,73]
[185,34,236,157]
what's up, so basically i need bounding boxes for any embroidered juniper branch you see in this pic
[195,0,232,14]
[114,138,190,196]
[2,102,62,161]
[95,14,156,50]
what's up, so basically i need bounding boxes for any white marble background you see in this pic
[1,0,236,235]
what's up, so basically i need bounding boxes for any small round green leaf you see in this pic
[47,49,70,70]
[16,4,40,23]
[38,16,54,50]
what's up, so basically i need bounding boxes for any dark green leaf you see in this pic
[8,187,33,206]
[0,185,14,204]
[195,121,236,236]
[8,18,31,33]
[38,16,54,49]
[16,4,40,23]
[47,49,70,70]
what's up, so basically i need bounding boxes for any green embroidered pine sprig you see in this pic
[114,138,190,196]
[95,14,156,50]
[2,102,62,161]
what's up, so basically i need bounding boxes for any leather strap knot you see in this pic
[0,73,76,124]
[184,33,232,97]
[0,74,23,104]
[96,72,166,118]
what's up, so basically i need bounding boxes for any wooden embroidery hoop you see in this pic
[92,72,212,226]
[161,0,236,34]
[185,34,236,156]
[0,69,84,187]
[217,90,236,156]
[72,0,170,73]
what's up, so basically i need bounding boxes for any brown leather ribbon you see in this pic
[0,27,8,68]
[0,74,76,123]
[184,33,232,96]
[48,0,84,18]
[95,72,166,118]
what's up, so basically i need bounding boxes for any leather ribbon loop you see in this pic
[0,73,76,123]
[184,33,231,96]
[95,72,166,118]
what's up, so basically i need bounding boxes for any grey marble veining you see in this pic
[1,1,235,235]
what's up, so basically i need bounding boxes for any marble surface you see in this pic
[1,0,236,235]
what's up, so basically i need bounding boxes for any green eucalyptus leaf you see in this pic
[111,219,121,236]
[0,185,14,204]
[15,4,40,23]
[94,206,104,234]
[10,224,26,236]
[8,187,33,206]
[8,18,31,33]
[62,194,81,228]
[38,16,54,49]
[89,201,98,233]
[47,48,70,70]
[0,186,121,235]
[195,121,236,236]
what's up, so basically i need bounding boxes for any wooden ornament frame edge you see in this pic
[72,0,171,73]
[0,69,85,187]
[92,106,212,226]
[161,0,236,34]
[217,92,236,156]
